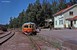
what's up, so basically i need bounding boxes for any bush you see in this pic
[0,26,7,32]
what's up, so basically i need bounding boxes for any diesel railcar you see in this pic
[22,22,37,35]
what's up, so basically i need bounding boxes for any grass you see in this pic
[37,35,62,49]
[28,36,38,50]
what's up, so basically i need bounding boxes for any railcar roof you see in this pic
[23,22,35,25]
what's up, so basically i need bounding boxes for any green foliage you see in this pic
[9,17,13,28]
[9,0,68,28]
[58,1,67,11]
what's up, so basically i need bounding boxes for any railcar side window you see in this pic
[32,25,34,28]
[30,25,32,28]
[30,25,34,28]
[24,25,28,28]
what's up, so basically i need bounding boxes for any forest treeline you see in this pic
[8,0,77,28]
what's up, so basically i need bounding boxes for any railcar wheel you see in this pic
[33,32,37,35]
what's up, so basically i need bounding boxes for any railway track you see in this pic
[0,31,15,45]
[27,36,41,50]
[36,35,62,49]
[26,35,57,50]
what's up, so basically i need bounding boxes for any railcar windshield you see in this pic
[29,24,34,28]
[24,25,28,28]
[23,24,34,28]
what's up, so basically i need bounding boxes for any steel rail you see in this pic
[27,36,41,50]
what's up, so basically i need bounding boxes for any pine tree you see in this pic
[58,0,67,11]
[9,17,13,28]
[70,0,77,5]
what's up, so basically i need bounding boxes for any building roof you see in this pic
[53,4,77,16]
[66,16,77,21]
[66,18,74,21]
[73,16,77,20]
[23,22,35,25]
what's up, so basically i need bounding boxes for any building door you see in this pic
[70,21,73,27]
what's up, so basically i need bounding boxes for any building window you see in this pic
[55,21,57,25]
[69,11,73,16]
[74,20,76,24]
[59,20,63,25]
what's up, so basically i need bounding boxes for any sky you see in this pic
[0,0,69,25]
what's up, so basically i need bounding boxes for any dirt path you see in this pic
[0,31,34,50]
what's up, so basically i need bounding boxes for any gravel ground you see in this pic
[38,29,77,50]
[0,29,77,50]
[40,29,77,42]
[0,31,34,50]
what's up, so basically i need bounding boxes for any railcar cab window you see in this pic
[29,25,33,28]
[29,25,34,28]
[69,11,73,16]
[24,25,28,28]
[30,25,31,28]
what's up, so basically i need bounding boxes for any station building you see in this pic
[53,4,77,29]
